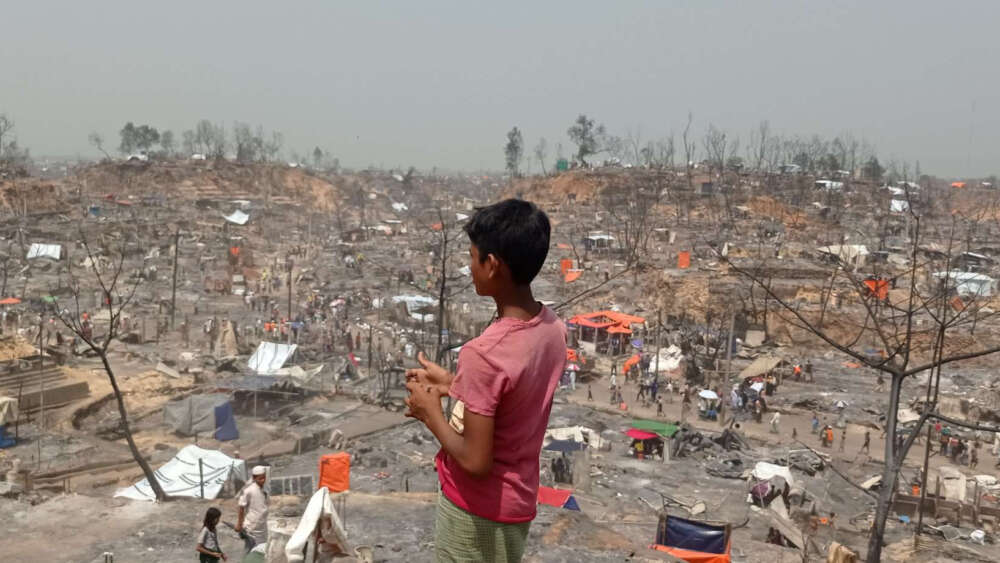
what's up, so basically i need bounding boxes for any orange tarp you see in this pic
[556,243,572,250]
[678,251,691,269]
[560,258,573,275]
[607,325,631,334]
[863,278,889,300]
[319,452,351,492]
[564,270,583,283]
[624,353,641,375]
[951,182,966,189]
[651,543,731,563]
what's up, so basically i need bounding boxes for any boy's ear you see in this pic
[486,253,502,278]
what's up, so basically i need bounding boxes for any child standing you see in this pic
[196,507,227,562]
[405,200,565,562]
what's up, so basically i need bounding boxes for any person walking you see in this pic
[971,447,979,469]
[861,431,871,454]
[811,413,820,434]
[587,385,593,401]
[235,466,270,553]
[839,430,846,453]
[196,507,227,562]
[656,398,664,417]
[769,411,780,434]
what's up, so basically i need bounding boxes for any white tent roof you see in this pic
[750,461,796,489]
[114,444,246,501]
[27,243,61,260]
[248,341,298,374]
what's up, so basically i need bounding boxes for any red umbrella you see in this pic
[626,428,659,440]
[0,297,21,305]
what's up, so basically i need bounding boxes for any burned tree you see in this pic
[54,227,167,501]
[723,212,1000,562]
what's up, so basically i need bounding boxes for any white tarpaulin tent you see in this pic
[114,444,246,501]
[248,342,298,374]
[817,244,869,268]
[27,243,61,261]
[223,210,250,225]
[0,397,17,425]
[750,461,796,489]
[651,345,684,376]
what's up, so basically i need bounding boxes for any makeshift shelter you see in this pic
[630,419,679,438]
[738,356,788,380]
[568,310,645,355]
[319,452,350,493]
[0,397,16,448]
[545,425,608,450]
[248,341,298,374]
[933,271,996,297]
[652,514,731,563]
[26,243,62,261]
[163,394,239,440]
[537,486,580,511]
[284,486,349,563]
[115,445,246,501]
[817,244,869,269]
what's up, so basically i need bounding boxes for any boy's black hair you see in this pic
[203,507,221,530]
[464,199,550,285]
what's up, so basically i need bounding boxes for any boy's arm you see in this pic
[405,381,494,478]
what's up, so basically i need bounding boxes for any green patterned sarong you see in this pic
[434,492,530,562]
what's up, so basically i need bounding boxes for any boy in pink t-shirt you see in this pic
[405,199,565,562]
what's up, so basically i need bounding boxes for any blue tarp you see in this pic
[213,402,239,441]
[0,425,14,449]
[563,495,580,511]
[656,515,728,554]
[544,439,587,453]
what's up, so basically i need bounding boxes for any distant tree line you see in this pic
[505,113,895,182]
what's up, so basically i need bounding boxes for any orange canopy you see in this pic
[568,311,645,329]
[0,297,20,305]
[951,182,966,189]
[607,325,631,334]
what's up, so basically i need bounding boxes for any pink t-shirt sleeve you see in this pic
[450,347,507,417]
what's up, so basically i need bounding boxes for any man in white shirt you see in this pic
[235,465,269,552]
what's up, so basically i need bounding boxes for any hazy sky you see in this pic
[3,1,1000,176]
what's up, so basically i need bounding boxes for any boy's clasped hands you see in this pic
[404,351,454,423]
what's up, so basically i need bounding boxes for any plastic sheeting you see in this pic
[114,444,246,501]
[163,394,229,436]
[27,243,61,260]
[248,342,298,374]
[750,462,796,489]
[655,514,730,558]
[223,210,250,225]
[284,487,349,563]
[0,397,17,425]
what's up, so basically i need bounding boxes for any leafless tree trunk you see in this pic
[56,228,167,501]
